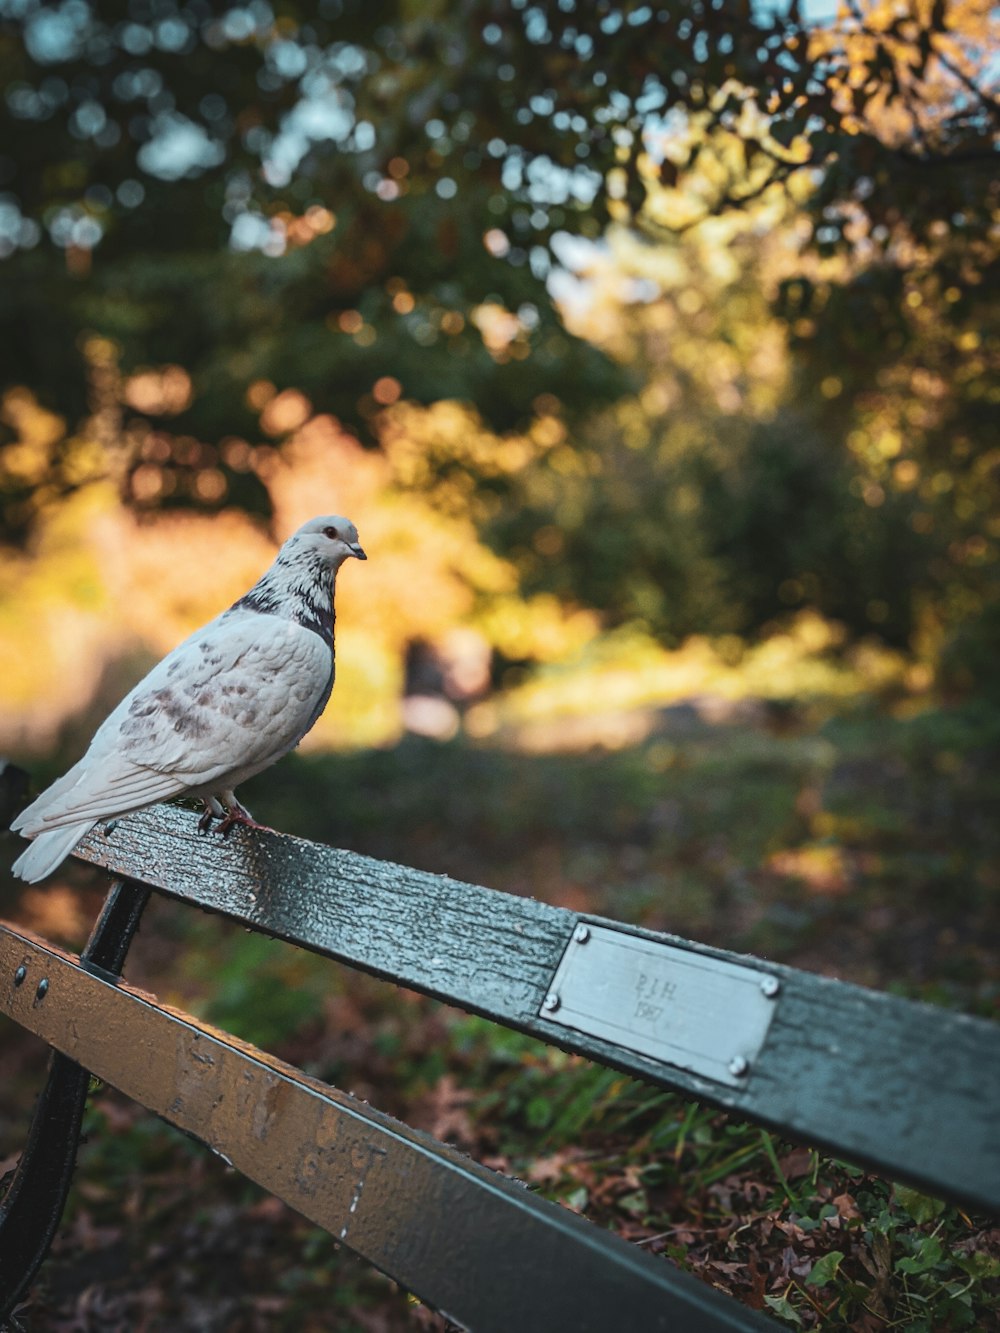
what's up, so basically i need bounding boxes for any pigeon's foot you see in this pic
[215,807,270,837]
[215,792,271,837]
[198,795,226,834]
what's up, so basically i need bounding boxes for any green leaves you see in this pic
[806,1248,845,1287]
[896,1234,945,1275]
[894,1184,947,1226]
[763,1291,805,1325]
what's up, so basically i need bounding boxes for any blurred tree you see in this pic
[0,0,996,676]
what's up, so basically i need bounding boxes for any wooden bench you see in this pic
[2,804,998,1330]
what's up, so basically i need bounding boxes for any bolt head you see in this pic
[543,991,561,1013]
[728,1054,749,1078]
[35,978,49,1001]
[760,975,781,998]
[14,965,27,987]
[573,924,590,944]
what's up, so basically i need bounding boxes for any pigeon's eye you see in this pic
[323,526,339,540]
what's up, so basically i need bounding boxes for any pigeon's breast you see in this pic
[226,618,334,751]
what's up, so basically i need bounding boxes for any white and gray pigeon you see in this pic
[11,514,366,883]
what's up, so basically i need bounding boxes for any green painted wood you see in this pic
[70,806,1000,1215]
[0,924,774,1333]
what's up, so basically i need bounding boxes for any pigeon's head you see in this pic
[287,515,367,568]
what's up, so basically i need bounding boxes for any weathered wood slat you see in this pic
[72,807,1000,1215]
[0,924,773,1333]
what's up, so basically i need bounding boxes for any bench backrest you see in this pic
[2,804,999,1330]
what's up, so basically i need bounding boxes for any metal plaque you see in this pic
[540,923,780,1087]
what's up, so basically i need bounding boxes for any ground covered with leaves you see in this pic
[2,693,999,1330]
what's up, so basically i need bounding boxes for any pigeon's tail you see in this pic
[10,757,88,835]
[11,820,95,883]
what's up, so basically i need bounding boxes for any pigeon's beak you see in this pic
[349,543,367,561]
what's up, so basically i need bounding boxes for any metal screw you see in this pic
[35,978,49,1001]
[573,924,590,944]
[543,991,561,1013]
[14,965,26,987]
[760,975,781,998]
[728,1055,749,1078]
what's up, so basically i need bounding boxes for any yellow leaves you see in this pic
[2,387,66,451]
[130,462,164,501]
[634,86,813,238]
[372,376,402,406]
[260,388,312,436]
[470,302,532,361]
[893,459,920,489]
[193,468,226,501]
[246,379,275,410]
[810,0,998,148]
[462,613,908,751]
[605,167,629,208]
[876,430,903,458]
[530,414,566,448]
[304,204,335,234]
[270,204,336,250]
[0,389,66,490]
[473,594,598,668]
[299,628,401,750]
[549,444,588,473]
[0,441,51,484]
[60,436,107,487]
[113,508,275,654]
[767,844,852,897]
[381,399,548,493]
[0,389,602,751]
[123,365,193,415]
[0,487,117,745]
[0,390,113,528]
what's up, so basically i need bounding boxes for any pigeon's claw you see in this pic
[198,795,226,834]
[215,791,270,837]
[215,807,269,837]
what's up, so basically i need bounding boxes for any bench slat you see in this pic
[0,923,771,1333]
[73,807,1000,1215]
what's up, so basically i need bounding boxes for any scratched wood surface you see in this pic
[0,924,772,1333]
[69,806,1000,1214]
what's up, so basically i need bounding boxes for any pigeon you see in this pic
[11,514,366,883]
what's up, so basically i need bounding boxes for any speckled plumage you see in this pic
[11,515,366,883]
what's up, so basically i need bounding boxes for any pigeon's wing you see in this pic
[16,610,333,833]
[13,754,184,832]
